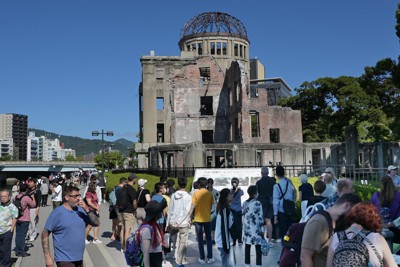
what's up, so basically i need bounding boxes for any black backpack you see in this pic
[115,185,128,211]
[13,194,28,218]
[279,210,333,267]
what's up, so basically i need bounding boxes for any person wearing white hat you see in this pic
[387,165,400,190]
[136,179,151,226]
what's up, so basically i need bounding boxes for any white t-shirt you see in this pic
[52,185,62,202]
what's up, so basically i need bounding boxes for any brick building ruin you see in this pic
[135,12,400,172]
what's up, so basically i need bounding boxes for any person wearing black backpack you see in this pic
[273,166,297,242]
[119,174,138,252]
[14,183,36,257]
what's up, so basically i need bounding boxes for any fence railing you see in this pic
[113,164,389,185]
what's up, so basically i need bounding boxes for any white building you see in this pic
[0,138,13,158]
[27,132,76,161]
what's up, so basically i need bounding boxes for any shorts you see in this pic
[122,212,137,231]
[262,202,273,220]
[109,206,117,220]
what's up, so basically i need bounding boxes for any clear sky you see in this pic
[0,1,398,142]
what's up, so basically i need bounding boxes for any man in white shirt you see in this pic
[51,180,62,209]
[166,177,192,267]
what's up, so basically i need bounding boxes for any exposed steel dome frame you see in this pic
[179,12,249,46]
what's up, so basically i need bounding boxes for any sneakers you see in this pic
[207,258,215,264]
[92,239,103,244]
[85,239,91,245]
[198,258,206,264]
[182,258,189,265]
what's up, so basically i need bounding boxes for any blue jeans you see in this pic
[15,221,29,253]
[218,248,228,267]
[195,222,212,260]
[0,230,13,267]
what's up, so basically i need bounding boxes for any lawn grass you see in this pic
[105,172,194,197]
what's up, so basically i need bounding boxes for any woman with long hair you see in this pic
[85,181,101,244]
[327,202,396,267]
[139,200,167,267]
[371,175,400,242]
[215,188,234,267]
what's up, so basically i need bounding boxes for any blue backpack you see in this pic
[125,224,153,267]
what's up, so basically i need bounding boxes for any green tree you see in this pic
[279,75,393,142]
[94,151,124,170]
[65,155,76,161]
[0,155,12,161]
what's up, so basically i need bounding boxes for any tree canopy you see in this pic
[279,58,400,142]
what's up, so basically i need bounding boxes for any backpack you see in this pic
[116,185,128,210]
[13,194,27,218]
[109,188,117,206]
[125,224,153,266]
[332,230,370,267]
[279,210,333,267]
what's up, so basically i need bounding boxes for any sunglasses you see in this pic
[68,194,81,199]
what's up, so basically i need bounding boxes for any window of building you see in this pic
[270,128,280,143]
[243,46,247,58]
[210,42,215,55]
[250,111,260,137]
[191,43,197,51]
[200,96,213,115]
[156,97,164,110]
[239,45,243,57]
[222,42,227,55]
[202,130,214,144]
[198,43,203,55]
[250,87,258,98]
[234,43,239,56]
[157,124,164,143]
[359,152,364,166]
[155,68,164,79]
[199,67,210,80]
[186,45,190,51]
[216,42,221,55]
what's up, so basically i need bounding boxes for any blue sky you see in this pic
[0,1,398,142]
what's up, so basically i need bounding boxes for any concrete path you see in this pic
[12,188,282,267]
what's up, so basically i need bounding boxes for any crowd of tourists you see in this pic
[1,165,400,267]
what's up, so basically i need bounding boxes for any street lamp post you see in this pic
[92,129,114,173]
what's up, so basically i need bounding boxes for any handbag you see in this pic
[87,210,100,226]
[278,180,297,217]
[261,238,270,256]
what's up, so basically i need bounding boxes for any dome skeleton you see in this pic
[180,12,248,43]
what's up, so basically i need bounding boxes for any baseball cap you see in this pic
[138,179,147,187]
[388,165,398,171]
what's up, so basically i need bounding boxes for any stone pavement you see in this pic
[12,188,282,267]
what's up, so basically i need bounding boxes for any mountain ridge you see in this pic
[29,128,134,157]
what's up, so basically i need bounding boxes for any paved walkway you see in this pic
[12,188,282,267]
